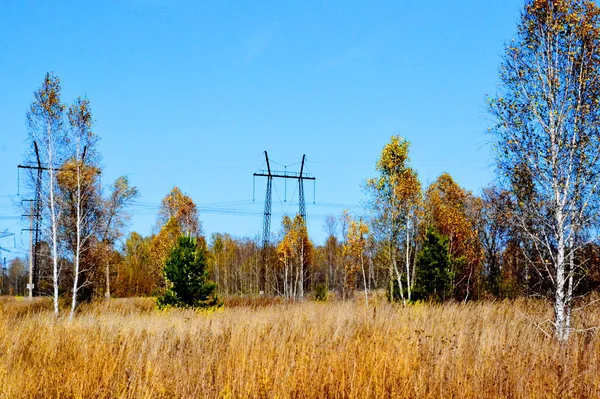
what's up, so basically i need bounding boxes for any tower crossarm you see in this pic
[253,171,315,180]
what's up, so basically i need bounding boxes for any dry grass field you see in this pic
[0,295,598,398]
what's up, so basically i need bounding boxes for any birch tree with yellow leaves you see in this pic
[26,73,66,316]
[156,186,202,237]
[58,97,101,318]
[277,215,313,300]
[343,217,370,307]
[367,136,422,305]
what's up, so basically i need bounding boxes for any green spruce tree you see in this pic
[413,228,453,302]
[157,235,220,309]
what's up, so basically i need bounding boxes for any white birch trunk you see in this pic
[47,122,60,317]
[298,241,304,300]
[360,250,368,308]
[566,233,574,338]
[405,217,411,301]
[104,259,111,299]
[391,241,405,306]
[69,145,83,320]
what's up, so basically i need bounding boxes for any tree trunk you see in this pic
[104,258,111,299]
[405,218,412,301]
[69,165,82,321]
[391,241,405,306]
[554,213,570,342]
[360,251,368,308]
[298,242,304,300]
[48,137,60,317]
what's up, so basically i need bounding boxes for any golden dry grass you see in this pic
[0,295,598,398]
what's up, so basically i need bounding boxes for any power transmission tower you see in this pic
[0,230,14,295]
[0,230,15,242]
[21,201,36,298]
[18,142,92,297]
[0,230,15,257]
[253,151,315,293]
[17,141,55,297]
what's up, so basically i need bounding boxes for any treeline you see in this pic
[0,258,28,296]
[107,137,600,303]
[19,124,600,305]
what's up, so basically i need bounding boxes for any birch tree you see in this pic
[99,176,138,299]
[26,73,66,316]
[57,97,100,319]
[489,0,600,341]
[367,136,421,305]
[276,215,313,300]
[150,187,201,294]
[323,214,340,291]
[343,218,370,307]
[156,186,201,237]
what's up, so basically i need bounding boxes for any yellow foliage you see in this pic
[425,173,485,299]
[56,159,100,191]
[342,218,369,293]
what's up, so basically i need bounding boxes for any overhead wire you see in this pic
[271,181,287,216]
[2,154,360,245]
[285,181,298,216]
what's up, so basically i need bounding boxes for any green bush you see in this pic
[315,284,328,302]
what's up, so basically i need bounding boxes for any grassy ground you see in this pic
[0,295,598,398]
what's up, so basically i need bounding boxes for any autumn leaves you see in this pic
[367,136,484,304]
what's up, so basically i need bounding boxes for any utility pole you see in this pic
[253,151,316,294]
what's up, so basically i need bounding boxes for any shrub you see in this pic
[315,284,328,302]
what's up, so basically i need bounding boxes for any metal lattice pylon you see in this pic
[253,151,315,292]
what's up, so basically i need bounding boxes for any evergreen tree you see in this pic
[157,235,220,309]
[413,228,453,302]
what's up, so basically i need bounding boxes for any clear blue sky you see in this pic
[0,0,524,259]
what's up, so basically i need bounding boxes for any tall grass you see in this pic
[0,296,598,398]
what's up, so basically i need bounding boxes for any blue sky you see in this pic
[0,0,524,258]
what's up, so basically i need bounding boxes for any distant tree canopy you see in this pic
[156,186,201,237]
